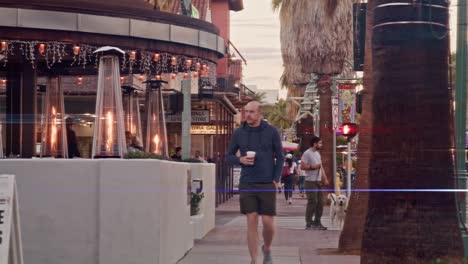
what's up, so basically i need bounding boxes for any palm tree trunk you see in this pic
[317,75,334,191]
[338,0,374,253]
[361,1,463,262]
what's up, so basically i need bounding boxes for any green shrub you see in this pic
[190,192,205,216]
[123,152,169,160]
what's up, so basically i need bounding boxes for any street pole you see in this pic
[181,77,191,160]
[332,78,337,195]
[455,0,468,255]
[347,141,351,198]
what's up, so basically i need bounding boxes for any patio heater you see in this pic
[144,79,168,156]
[92,47,126,158]
[122,85,143,145]
[40,76,68,158]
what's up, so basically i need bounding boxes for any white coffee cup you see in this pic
[246,151,256,158]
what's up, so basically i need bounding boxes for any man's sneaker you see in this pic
[313,223,327,230]
[288,199,292,205]
[262,245,273,264]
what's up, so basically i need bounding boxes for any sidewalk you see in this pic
[178,190,360,264]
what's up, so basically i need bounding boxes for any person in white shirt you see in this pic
[282,153,298,205]
[297,160,306,197]
[301,136,329,230]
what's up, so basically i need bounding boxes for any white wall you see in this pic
[0,159,204,264]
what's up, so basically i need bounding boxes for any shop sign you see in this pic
[166,110,210,123]
[338,83,357,125]
[332,96,339,130]
[190,125,227,135]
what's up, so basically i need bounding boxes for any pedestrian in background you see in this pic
[281,153,297,205]
[226,101,284,264]
[66,117,81,158]
[301,136,329,230]
[297,160,306,197]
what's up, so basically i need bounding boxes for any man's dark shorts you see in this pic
[239,182,276,216]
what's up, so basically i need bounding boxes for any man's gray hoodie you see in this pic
[226,120,284,183]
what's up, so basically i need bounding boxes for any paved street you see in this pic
[179,191,360,264]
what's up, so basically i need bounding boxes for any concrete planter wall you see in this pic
[0,159,202,264]
[190,163,216,239]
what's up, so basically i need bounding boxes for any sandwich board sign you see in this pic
[0,175,23,264]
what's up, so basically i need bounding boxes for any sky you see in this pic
[230,0,459,101]
[230,0,284,98]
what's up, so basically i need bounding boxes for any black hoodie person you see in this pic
[225,101,284,264]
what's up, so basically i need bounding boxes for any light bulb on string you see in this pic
[171,56,177,66]
[186,59,192,68]
[1,41,7,51]
[130,51,137,60]
[38,43,46,55]
[156,75,161,80]
[73,45,80,56]
[153,53,160,62]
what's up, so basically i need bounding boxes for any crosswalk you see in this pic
[224,216,342,231]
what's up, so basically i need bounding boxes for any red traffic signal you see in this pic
[341,123,358,139]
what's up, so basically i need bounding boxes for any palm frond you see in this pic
[145,0,174,11]
[293,0,353,74]
[272,0,283,11]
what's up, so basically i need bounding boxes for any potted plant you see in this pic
[190,192,204,216]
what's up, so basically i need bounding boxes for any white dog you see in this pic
[327,193,348,230]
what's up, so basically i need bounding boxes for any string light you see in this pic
[73,45,80,56]
[156,75,161,80]
[77,77,83,85]
[0,40,217,84]
[120,77,125,83]
[153,53,160,62]
[130,51,137,60]
[38,43,46,55]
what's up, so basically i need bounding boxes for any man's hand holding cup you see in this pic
[240,151,256,165]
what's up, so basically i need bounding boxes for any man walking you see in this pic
[301,136,329,230]
[226,101,284,264]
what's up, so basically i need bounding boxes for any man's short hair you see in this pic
[175,147,182,152]
[310,136,321,146]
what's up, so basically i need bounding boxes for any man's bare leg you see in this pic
[247,213,259,263]
[261,215,275,252]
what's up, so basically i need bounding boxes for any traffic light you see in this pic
[342,123,358,141]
